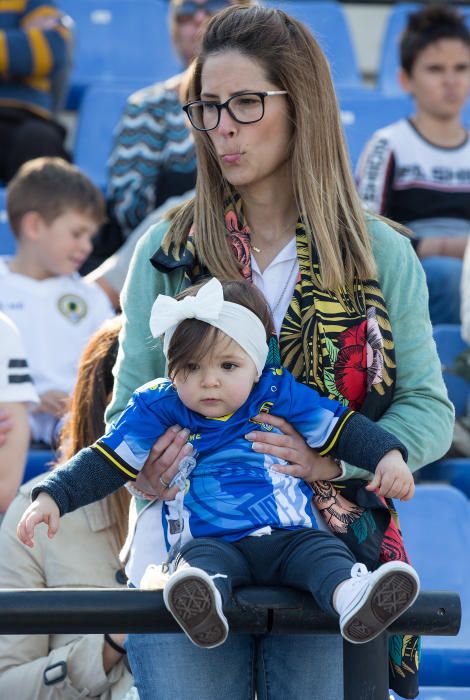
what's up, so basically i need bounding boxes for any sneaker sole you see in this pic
[166,575,228,648]
[342,569,419,644]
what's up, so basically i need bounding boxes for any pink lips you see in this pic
[221,153,242,164]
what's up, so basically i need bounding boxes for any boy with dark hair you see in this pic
[0,157,114,446]
[356,5,470,325]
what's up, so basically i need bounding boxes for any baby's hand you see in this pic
[365,449,415,501]
[17,493,60,548]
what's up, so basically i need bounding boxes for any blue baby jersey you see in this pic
[95,368,351,545]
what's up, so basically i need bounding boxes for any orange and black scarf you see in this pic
[151,196,420,698]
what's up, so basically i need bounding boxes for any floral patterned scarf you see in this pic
[151,195,420,698]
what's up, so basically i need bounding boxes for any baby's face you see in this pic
[172,332,259,418]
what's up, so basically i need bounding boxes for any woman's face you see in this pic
[200,50,293,196]
[172,0,231,65]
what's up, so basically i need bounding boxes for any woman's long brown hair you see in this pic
[57,316,131,553]
[170,5,378,290]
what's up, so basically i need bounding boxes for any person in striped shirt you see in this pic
[0,0,72,183]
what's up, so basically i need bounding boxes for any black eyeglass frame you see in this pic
[182,91,289,132]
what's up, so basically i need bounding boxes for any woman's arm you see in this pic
[105,219,185,426]
[343,219,454,480]
[0,491,131,699]
[0,401,30,512]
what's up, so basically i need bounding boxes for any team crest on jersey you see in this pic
[149,381,169,392]
[249,400,274,431]
[57,294,88,323]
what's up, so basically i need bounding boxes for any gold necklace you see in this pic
[250,220,298,255]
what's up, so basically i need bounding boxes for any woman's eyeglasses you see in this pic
[183,91,288,132]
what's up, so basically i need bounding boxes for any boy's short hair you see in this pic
[6,157,105,237]
[400,5,470,75]
[167,279,274,379]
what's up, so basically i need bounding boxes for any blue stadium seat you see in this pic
[0,188,16,256]
[60,0,184,108]
[22,449,55,484]
[418,325,470,495]
[73,83,144,191]
[338,90,412,168]
[378,4,470,95]
[265,1,362,88]
[396,484,470,686]
[432,324,469,419]
[418,690,470,700]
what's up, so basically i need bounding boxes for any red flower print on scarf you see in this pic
[333,308,384,410]
[334,320,368,410]
[225,210,252,280]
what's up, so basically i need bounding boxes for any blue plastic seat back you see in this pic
[265,1,361,87]
[22,449,55,484]
[396,484,470,685]
[338,90,412,168]
[60,0,184,108]
[432,324,469,418]
[396,484,470,592]
[73,83,145,191]
[378,4,470,95]
[419,689,470,700]
[0,188,16,256]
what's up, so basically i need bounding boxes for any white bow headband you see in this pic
[149,278,268,376]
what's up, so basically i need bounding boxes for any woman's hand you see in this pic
[245,413,342,481]
[135,425,194,501]
[102,633,127,672]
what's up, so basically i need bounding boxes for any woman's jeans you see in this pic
[127,632,343,700]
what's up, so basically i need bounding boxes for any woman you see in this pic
[0,317,135,699]
[106,6,454,699]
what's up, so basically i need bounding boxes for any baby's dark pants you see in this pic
[174,528,356,616]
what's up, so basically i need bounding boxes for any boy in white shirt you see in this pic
[0,158,114,446]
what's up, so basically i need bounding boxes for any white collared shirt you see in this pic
[251,237,299,336]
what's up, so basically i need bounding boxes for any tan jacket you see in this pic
[0,476,134,699]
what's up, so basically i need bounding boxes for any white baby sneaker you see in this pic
[336,561,420,644]
[163,566,229,648]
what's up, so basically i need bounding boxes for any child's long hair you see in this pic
[167,279,273,379]
[57,316,130,553]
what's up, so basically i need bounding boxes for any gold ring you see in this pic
[159,476,170,489]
